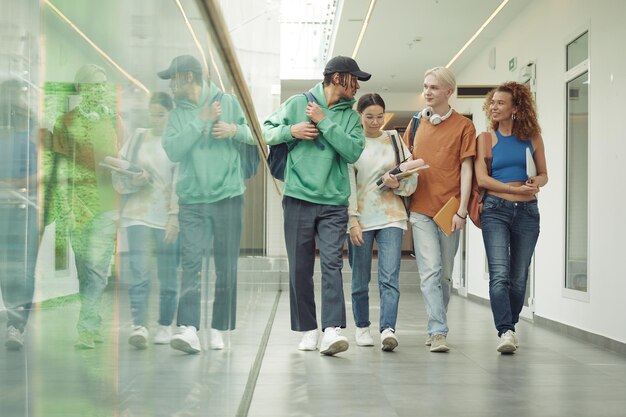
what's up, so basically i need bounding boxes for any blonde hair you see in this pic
[424,66,456,90]
[74,64,107,85]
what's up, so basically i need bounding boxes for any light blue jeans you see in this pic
[72,210,118,335]
[0,203,38,332]
[349,227,403,332]
[410,212,460,336]
[126,225,179,327]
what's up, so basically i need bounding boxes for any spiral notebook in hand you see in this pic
[433,196,460,237]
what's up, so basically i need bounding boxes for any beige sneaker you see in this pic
[497,330,517,353]
[429,334,450,352]
[5,326,24,351]
[425,335,433,346]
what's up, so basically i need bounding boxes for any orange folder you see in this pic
[433,196,460,236]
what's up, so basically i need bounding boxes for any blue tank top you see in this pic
[491,130,534,183]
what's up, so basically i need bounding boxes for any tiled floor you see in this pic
[2,257,626,417]
[248,285,626,417]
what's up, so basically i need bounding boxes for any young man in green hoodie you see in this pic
[158,55,254,354]
[263,56,370,355]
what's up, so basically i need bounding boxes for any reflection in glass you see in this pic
[0,79,39,350]
[158,55,255,353]
[113,92,179,349]
[565,71,588,291]
[50,64,120,348]
[2,0,277,415]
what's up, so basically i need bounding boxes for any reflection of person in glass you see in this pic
[112,92,179,349]
[158,55,253,354]
[51,64,120,349]
[0,79,39,350]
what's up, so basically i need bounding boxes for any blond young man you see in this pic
[403,67,476,352]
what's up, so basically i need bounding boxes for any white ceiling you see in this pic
[283,0,532,127]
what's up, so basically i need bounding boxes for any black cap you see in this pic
[323,56,371,81]
[157,55,203,79]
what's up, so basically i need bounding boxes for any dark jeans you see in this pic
[126,225,179,327]
[481,195,540,336]
[0,203,38,332]
[177,196,243,331]
[283,196,347,331]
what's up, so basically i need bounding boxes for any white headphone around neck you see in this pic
[77,104,111,122]
[420,106,453,125]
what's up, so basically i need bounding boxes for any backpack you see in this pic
[387,130,411,215]
[212,91,260,180]
[408,111,421,152]
[267,92,323,181]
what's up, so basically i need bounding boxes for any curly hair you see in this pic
[483,82,541,140]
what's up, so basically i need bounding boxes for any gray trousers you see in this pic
[177,196,243,331]
[282,196,347,331]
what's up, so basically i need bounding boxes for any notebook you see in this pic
[433,196,460,237]
[526,147,537,178]
[394,164,430,180]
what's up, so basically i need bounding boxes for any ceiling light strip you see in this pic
[174,0,212,79]
[206,41,226,92]
[446,0,509,68]
[43,0,149,94]
[351,0,377,59]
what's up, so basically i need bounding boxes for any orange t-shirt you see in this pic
[403,111,476,217]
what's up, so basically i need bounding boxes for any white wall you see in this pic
[455,0,626,343]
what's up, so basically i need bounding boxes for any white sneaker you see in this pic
[425,335,433,346]
[512,331,520,348]
[319,327,349,356]
[170,325,201,354]
[210,329,225,350]
[355,327,374,346]
[497,330,517,353]
[154,325,172,345]
[128,326,149,350]
[298,329,318,351]
[381,328,398,352]
[5,326,24,350]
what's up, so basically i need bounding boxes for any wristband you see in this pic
[455,212,467,220]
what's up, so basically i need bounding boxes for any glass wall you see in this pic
[565,31,589,295]
[1,1,279,416]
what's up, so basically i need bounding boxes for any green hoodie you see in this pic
[263,82,365,206]
[162,81,253,205]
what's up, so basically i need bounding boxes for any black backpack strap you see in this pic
[387,130,402,166]
[409,111,421,152]
[302,92,324,150]
[212,91,224,103]
[303,91,317,104]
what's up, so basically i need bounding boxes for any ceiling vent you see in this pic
[456,85,497,99]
